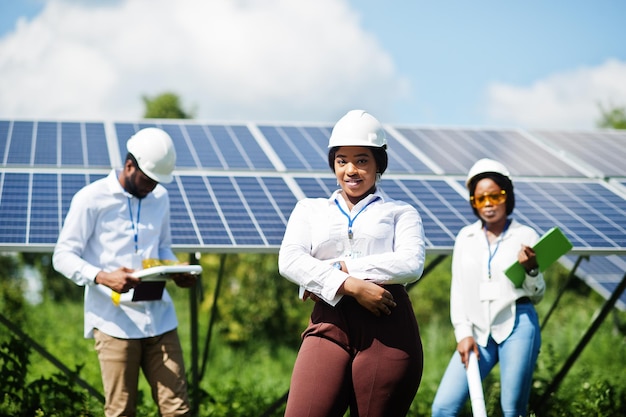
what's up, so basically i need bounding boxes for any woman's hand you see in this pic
[518,245,538,272]
[302,290,320,302]
[339,277,396,317]
[457,336,479,368]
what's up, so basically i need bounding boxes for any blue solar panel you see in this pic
[175,176,232,246]
[511,180,626,251]
[209,176,265,246]
[294,176,337,199]
[382,179,474,248]
[384,130,435,174]
[258,125,331,171]
[116,122,276,171]
[166,175,296,249]
[0,121,9,163]
[395,127,585,177]
[85,123,110,166]
[532,130,626,178]
[0,172,29,243]
[30,173,59,243]
[0,121,110,168]
[34,122,58,165]
[561,255,626,310]
[257,125,435,174]
[6,121,33,165]
[61,173,92,218]
[161,178,201,247]
[1,119,625,308]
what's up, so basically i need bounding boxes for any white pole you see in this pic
[466,351,487,417]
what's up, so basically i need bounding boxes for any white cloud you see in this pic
[0,0,407,122]
[485,59,626,129]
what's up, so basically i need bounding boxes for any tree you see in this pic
[596,102,626,129]
[142,92,195,119]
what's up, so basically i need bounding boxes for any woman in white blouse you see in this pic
[432,158,546,417]
[279,110,426,417]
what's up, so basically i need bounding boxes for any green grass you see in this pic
[4,255,626,416]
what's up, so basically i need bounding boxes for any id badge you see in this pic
[131,251,144,270]
[479,280,500,301]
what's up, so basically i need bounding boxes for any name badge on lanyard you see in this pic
[335,196,379,260]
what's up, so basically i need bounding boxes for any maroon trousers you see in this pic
[284,285,423,417]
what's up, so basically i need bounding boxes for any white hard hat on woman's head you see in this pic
[328,110,387,149]
[465,158,511,189]
[126,127,176,184]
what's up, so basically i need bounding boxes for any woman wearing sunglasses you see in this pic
[432,158,546,417]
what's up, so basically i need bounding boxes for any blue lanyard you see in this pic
[127,197,142,253]
[484,218,511,279]
[334,196,380,240]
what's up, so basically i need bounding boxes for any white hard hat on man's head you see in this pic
[465,158,511,189]
[328,110,387,149]
[126,127,176,184]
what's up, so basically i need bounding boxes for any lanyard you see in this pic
[127,197,142,253]
[484,218,510,279]
[334,196,380,240]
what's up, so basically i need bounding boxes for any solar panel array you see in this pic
[1,119,625,306]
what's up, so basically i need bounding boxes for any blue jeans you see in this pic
[432,303,541,417]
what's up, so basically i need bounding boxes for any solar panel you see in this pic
[561,255,626,310]
[0,172,29,244]
[1,119,625,308]
[504,180,626,251]
[258,125,331,171]
[257,125,436,174]
[1,120,110,168]
[116,122,275,171]
[531,129,626,178]
[395,127,586,177]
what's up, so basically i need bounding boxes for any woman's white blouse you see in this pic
[278,189,426,306]
[450,219,546,346]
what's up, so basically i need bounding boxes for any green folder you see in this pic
[505,226,573,288]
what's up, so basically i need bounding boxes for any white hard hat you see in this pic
[126,127,176,183]
[466,158,510,189]
[328,110,387,148]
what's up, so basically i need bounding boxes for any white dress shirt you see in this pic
[450,219,546,346]
[278,189,426,306]
[53,170,179,339]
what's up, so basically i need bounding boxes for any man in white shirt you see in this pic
[53,127,195,417]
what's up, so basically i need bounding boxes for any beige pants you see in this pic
[94,329,190,417]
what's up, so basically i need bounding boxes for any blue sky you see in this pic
[1,0,625,128]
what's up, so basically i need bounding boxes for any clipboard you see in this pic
[505,227,573,288]
[111,265,202,305]
[132,265,203,281]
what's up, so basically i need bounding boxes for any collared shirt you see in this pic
[53,170,179,339]
[450,219,546,346]
[278,189,426,306]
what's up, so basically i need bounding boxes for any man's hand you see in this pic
[171,273,197,288]
[95,267,140,293]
